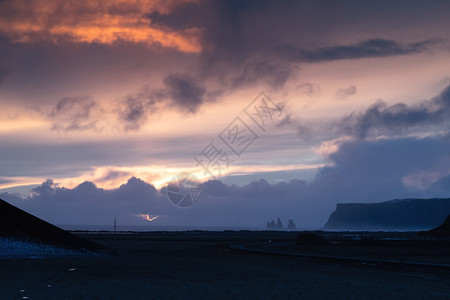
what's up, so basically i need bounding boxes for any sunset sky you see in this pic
[1,0,450,228]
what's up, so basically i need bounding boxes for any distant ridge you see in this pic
[0,199,103,252]
[324,198,450,230]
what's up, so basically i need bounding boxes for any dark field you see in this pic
[1,231,449,299]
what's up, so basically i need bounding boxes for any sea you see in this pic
[58,224,311,232]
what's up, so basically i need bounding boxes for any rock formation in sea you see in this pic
[266,218,283,229]
[287,219,296,229]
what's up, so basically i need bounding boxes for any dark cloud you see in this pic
[47,96,100,132]
[146,1,324,94]
[191,1,301,90]
[338,84,450,138]
[145,1,448,109]
[158,72,225,114]
[113,73,221,128]
[187,0,448,94]
[4,0,449,123]
[336,85,357,99]
[0,176,314,227]
[116,94,157,131]
[30,179,59,198]
[295,82,321,98]
[0,66,9,85]
[232,60,293,89]
[114,177,158,204]
[0,37,15,80]
[280,39,437,63]
[145,1,204,30]
[47,76,214,132]
[276,114,294,128]
[313,136,450,198]
[163,73,206,113]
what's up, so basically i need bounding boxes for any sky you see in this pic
[1,0,450,228]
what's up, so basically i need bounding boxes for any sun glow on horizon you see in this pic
[137,214,159,222]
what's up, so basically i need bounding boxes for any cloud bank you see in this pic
[281,39,437,63]
[338,84,450,138]
[2,134,449,228]
[48,96,102,132]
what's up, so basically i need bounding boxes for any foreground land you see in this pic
[0,231,449,299]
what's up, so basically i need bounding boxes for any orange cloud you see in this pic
[0,0,202,53]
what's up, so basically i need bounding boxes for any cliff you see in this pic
[419,214,450,236]
[324,198,450,230]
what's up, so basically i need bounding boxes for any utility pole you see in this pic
[114,217,117,239]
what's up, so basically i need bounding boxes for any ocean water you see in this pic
[58,224,308,232]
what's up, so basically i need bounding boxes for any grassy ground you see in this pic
[1,231,449,299]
